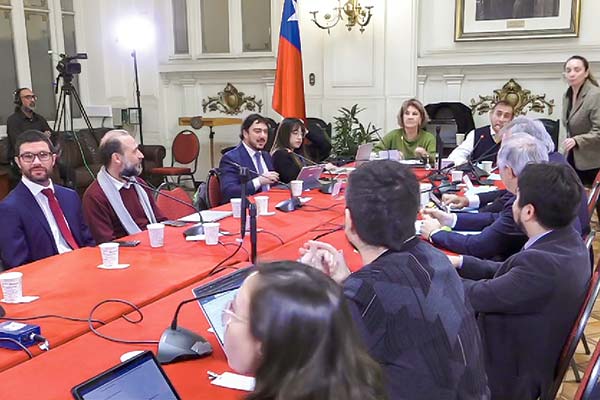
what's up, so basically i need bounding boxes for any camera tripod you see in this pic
[53,73,96,184]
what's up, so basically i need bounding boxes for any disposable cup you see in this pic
[419,183,432,208]
[451,170,464,183]
[99,242,119,267]
[231,198,242,218]
[204,223,220,246]
[0,271,23,303]
[255,196,269,215]
[147,223,165,248]
[481,161,493,173]
[290,180,303,197]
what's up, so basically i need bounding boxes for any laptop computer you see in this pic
[71,351,180,399]
[355,143,373,167]
[296,164,326,191]
[193,267,253,347]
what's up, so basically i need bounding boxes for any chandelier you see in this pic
[310,0,374,34]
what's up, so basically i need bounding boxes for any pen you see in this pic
[207,371,219,380]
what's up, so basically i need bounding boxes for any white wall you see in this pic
[417,0,600,142]
[76,0,600,179]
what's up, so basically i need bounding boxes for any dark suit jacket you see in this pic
[432,193,526,260]
[0,182,95,269]
[476,152,590,238]
[219,143,274,203]
[460,227,590,400]
[344,239,490,399]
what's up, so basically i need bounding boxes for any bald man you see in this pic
[82,130,165,243]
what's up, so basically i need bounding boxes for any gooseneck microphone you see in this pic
[121,175,206,236]
[156,295,213,364]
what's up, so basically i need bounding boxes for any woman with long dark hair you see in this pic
[223,261,386,400]
[270,118,309,183]
[562,55,600,186]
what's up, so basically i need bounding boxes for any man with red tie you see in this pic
[0,130,95,269]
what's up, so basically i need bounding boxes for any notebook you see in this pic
[71,351,180,400]
[193,267,253,347]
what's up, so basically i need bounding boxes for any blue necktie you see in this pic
[254,152,269,192]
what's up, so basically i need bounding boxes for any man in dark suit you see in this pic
[449,162,590,399]
[421,133,548,260]
[219,114,279,203]
[0,130,95,269]
[299,161,490,399]
[443,116,591,238]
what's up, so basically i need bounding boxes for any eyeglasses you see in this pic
[221,299,247,328]
[18,151,53,163]
[21,94,37,101]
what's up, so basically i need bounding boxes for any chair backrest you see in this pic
[575,334,600,399]
[206,169,222,209]
[171,130,200,165]
[585,230,596,272]
[587,170,600,217]
[263,117,279,153]
[424,102,475,135]
[538,118,560,152]
[545,259,600,400]
[306,117,332,139]
[156,186,193,220]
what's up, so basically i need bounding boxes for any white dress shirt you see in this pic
[447,126,501,165]
[21,176,72,254]
[242,141,270,191]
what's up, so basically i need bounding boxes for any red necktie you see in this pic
[41,188,79,250]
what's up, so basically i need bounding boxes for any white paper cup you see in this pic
[419,183,432,208]
[204,222,220,246]
[290,180,303,197]
[0,272,23,303]
[231,198,242,218]
[147,223,165,248]
[451,170,464,183]
[456,133,465,146]
[99,242,119,267]
[255,196,269,215]
[481,161,493,173]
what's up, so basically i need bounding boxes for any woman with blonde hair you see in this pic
[374,98,436,163]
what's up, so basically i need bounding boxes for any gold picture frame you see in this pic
[455,0,581,41]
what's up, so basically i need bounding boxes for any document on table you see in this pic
[210,372,255,392]
[179,210,233,223]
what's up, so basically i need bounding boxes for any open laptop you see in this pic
[193,267,253,347]
[296,164,326,191]
[71,351,180,399]
[355,142,373,167]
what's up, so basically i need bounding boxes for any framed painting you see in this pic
[455,0,581,41]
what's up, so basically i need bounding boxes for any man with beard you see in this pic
[0,130,94,269]
[448,162,589,399]
[298,160,490,399]
[219,114,279,203]
[7,88,55,160]
[83,130,165,243]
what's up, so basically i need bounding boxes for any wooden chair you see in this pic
[574,334,600,399]
[205,168,222,209]
[544,258,600,400]
[151,130,200,187]
[587,169,600,218]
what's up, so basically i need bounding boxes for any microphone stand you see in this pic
[428,125,447,182]
[238,166,258,263]
[124,176,205,236]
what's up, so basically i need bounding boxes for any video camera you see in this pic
[56,53,88,77]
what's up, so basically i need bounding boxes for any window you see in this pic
[0,0,80,125]
[171,0,273,57]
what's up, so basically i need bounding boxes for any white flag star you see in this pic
[287,0,299,22]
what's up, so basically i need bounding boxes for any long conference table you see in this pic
[0,167,478,398]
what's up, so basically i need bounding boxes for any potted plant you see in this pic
[331,104,381,161]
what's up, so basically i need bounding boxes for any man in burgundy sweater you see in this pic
[83,130,165,243]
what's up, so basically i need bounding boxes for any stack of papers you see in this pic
[179,210,233,223]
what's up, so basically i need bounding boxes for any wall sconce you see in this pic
[310,0,374,34]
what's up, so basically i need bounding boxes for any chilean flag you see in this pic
[273,0,306,120]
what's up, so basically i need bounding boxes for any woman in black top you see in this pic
[271,118,309,183]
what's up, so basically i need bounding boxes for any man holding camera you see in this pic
[7,88,54,160]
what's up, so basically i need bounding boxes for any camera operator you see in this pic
[7,88,55,160]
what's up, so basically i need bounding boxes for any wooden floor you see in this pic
[559,212,600,399]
